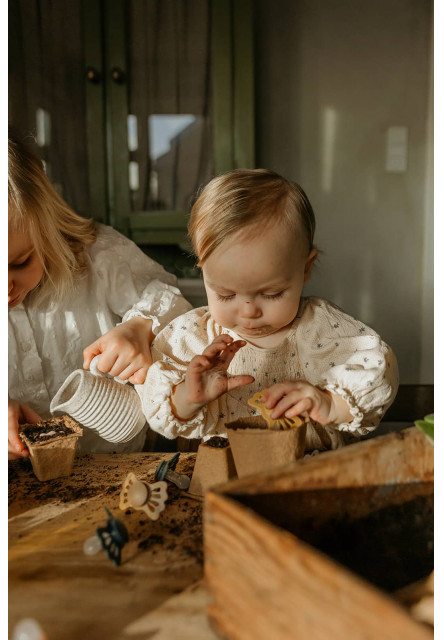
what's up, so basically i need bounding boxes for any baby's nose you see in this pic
[239,300,261,318]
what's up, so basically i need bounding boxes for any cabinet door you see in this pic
[96,0,254,271]
[9,0,255,275]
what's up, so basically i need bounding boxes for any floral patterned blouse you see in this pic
[138,297,399,451]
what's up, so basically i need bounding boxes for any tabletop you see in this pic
[8,452,219,640]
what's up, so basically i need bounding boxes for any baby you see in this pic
[138,169,399,451]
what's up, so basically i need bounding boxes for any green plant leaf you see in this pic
[415,419,434,444]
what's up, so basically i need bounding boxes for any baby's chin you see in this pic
[235,325,283,339]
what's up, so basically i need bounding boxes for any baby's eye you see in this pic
[216,293,235,302]
[262,291,284,300]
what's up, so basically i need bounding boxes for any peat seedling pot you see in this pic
[189,437,237,496]
[19,416,83,481]
[226,416,307,478]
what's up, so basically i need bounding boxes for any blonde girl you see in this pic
[137,169,399,451]
[8,132,191,458]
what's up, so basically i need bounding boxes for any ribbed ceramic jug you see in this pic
[50,356,145,443]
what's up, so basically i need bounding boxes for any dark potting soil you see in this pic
[305,494,434,592]
[21,418,76,443]
[205,436,229,448]
[236,485,434,593]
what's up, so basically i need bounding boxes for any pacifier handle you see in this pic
[89,355,128,385]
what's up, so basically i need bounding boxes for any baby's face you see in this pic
[8,223,44,309]
[202,221,317,347]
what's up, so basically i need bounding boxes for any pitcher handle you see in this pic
[90,355,128,385]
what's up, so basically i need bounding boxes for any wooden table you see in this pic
[9,452,219,640]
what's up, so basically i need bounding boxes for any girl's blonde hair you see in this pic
[188,169,316,265]
[8,132,97,306]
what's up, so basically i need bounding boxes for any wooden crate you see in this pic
[204,427,433,640]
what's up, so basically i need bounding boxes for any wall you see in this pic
[419,20,434,383]
[255,0,433,384]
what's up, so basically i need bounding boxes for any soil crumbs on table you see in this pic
[8,452,203,565]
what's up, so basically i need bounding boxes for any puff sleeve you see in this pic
[136,308,226,439]
[299,298,399,436]
[88,224,192,333]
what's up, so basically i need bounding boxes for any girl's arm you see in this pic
[91,225,192,327]
[82,225,191,382]
[83,316,155,384]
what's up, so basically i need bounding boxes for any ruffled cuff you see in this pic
[140,368,209,440]
[120,310,161,334]
[121,279,192,335]
[322,383,367,433]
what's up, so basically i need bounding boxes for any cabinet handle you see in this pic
[86,67,101,84]
[111,67,126,84]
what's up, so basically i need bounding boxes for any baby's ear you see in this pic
[303,248,318,284]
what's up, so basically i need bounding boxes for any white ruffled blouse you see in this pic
[8,223,192,453]
[139,297,399,451]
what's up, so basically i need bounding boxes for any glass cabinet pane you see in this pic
[127,0,213,214]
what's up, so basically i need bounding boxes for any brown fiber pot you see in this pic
[226,416,307,478]
[189,441,237,496]
[19,416,83,481]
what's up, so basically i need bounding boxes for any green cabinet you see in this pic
[83,0,255,269]
[9,0,255,276]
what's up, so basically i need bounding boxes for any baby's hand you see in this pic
[83,316,154,385]
[8,400,41,460]
[171,335,254,420]
[186,335,254,403]
[263,381,352,426]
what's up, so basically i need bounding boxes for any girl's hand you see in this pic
[83,316,154,385]
[8,400,41,460]
[171,335,254,420]
[263,381,353,426]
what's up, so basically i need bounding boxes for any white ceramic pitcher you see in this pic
[50,356,145,443]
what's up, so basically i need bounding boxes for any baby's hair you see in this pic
[188,168,316,265]
[8,131,97,306]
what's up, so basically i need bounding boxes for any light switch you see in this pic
[129,161,139,191]
[385,126,408,173]
[36,108,51,147]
